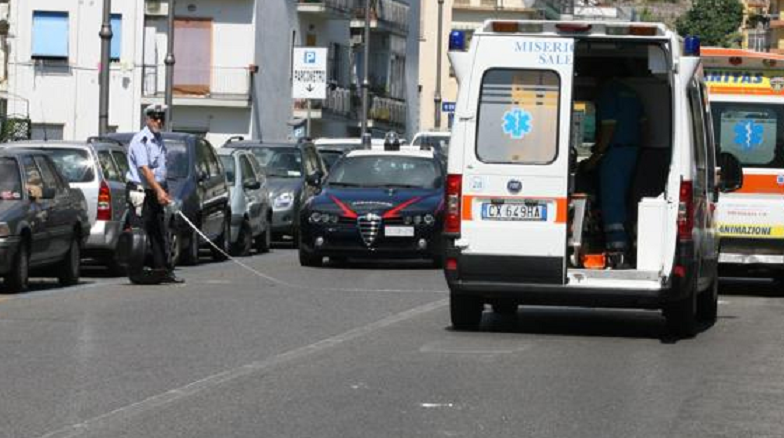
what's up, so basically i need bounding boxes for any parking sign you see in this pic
[293,47,327,100]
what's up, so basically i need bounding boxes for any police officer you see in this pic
[126,104,183,284]
[584,68,647,266]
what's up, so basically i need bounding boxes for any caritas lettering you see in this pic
[514,41,574,65]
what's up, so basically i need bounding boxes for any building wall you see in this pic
[7,0,144,139]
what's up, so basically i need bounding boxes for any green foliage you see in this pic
[638,7,660,23]
[675,0,744,47]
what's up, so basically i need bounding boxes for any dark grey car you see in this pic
[222,139,327,245]
[0,149,90,293]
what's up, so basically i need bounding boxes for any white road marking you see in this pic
[38,298,448,438]
[421,403,455,408]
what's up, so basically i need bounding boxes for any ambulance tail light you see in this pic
[97,180,112,222]
[677,180,694,241]
[491,21,520,33]
[445,174,462,234]
[555,23,592,33]
[629,25,658,36]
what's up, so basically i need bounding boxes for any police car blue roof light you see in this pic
[449,30,466,52]
[684,35,700,56]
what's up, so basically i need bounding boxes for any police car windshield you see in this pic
[711,102,784,168]
[247,147,303,178]
[0,158,22,200]
[165,141,189,180]
[319,150,344,171]
[327,156,441,189]
[220,156,236,184]
[45,148,95,183]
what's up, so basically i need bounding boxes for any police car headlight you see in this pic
[328,214,339,224]
[403,216,413,225]
[0,222,10,238]
[309,212,322,223]
[413,215,423,225]
[424,214,435,225]
[273,192,294,211]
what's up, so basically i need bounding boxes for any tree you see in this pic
[675,0,744,47]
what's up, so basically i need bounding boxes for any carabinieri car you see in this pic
[298,147,445,267]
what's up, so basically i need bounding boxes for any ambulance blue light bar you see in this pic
[449,30,466,51]
[684,35,701,56]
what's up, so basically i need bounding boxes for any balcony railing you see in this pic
[454,0,534,9]
[353,0,409,34]
[747,29,772,52]
[142,65,252,101]
[296,0,359,15]
[324,86,353,117]
[369,95,406,127]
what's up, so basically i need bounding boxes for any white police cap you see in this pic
[144,103,168,117]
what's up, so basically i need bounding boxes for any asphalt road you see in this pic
[1,249,783,438]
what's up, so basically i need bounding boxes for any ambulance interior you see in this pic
[568,40,672,271]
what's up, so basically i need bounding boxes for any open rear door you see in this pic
[459,36,574,285]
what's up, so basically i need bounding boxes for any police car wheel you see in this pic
[696,276,718,323]
[58,236,81,287]
[5,242,29,293]
[450,295,483,331]
[298,246,322,267]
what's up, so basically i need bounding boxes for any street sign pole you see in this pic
[360,0,371,147]
[306,99,312,138]
[164,0,176,131]
[292,47,327,140]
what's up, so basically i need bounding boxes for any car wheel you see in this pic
[696,275,719,324]
[291,227,300,249]
[491,300,517,316]
[298,246,322,267]
[450,295,483,331]
[58,236,81,287]
[5,242,29,293]
[105,257,127,277]
[231,220,253,257]
[167,223,181,268]
[664,284,698,338]
[212,213,231,262]
[180,220,201,266]
[255,220,271,254]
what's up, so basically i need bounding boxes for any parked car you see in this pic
[217,148,272,256]
[313,138,372,171]
[109,132,231,266]
[411,131,450,164]
[223,139,326,244]
[1,139,130,274]
[0,149,90,293]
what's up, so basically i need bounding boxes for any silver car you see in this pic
[1,139,130,274]
[218,148,272,256]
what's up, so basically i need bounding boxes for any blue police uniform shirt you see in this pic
[127,126,167,187]
[596,79,646,147]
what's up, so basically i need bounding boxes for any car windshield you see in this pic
[46,148,95,183]
[0,158,22,200]
[246,147,302,178]
[166,141,189,180]
[711,102,784,168]
[319,151,344,170]
[220,156,236,184]
[327,155,441,189]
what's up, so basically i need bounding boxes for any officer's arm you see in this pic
[139,165,166,196]
[130,140,167,197]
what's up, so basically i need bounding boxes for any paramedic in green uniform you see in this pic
[584,74,647,259]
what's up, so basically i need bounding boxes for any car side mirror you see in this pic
[306,171,323,187]
[718,152,743,193]
[244,180,261,190]
[197,170,209,183]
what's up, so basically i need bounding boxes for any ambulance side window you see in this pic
[476,69,561,164]
[688,80,708,177]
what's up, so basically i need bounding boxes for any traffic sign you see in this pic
[442,102,456,113]
[292,47,327,100]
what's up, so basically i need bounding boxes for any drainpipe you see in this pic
[98,0,112,136]
[164,0,176,130]
[434,0,444,130]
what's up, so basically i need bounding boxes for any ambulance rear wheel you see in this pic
[696,275,718,324]
[664,288,698,338]
[450,295,483,331]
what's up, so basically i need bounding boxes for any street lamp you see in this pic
[98,0,112,136]
[360,0,372,147]
[164,0,176,130]
[434,0,444,130]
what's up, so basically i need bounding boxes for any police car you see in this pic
[298,144,445,267]
[443,20,744,337]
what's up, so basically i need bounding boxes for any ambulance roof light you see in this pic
[449,30,466,51]
[684,35,701,56]
[555,23,592,33]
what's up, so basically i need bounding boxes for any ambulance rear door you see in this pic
[459,35,574,285]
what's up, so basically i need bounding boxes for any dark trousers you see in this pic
[127,183,170,271]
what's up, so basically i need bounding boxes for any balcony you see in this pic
[747,29,772,52]
[324,86,354,117]
[293,99,323,119]
[368,95,406,128]
[296,0,358,19]
[453,0,536,11]
[350,0,409,35]
[141,65,253,108]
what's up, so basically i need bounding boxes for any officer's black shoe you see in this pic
[161,272,185,284]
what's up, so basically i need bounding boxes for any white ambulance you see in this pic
[702,48,784,282]
[443,20,743,337]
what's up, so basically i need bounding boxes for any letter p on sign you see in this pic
[304,51,317,64]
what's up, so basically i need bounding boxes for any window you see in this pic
[688,81,707,172]
[45,148,95,183]
[196,141,212,177]
[204,142,222,179]
[111,14,122,61]
[34,156,61,191]
[173,19,212,95]
[0,158,22,198]
[476,69,561,164]
[22,156,43,198]
[32,11,69,59]
[31,124,64,141]
[97,151,121,181]
[711,101,784,168]
[220,156,236,184]
[112,151,130,178]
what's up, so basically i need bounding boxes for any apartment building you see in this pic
[293,0,420,140]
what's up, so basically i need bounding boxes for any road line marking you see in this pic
[37,298,448,438]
